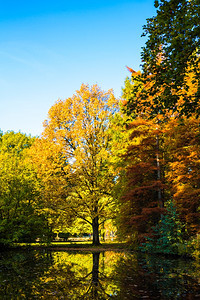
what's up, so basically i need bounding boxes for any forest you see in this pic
[0,0,199,259]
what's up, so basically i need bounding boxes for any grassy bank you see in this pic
[12,241,128,252]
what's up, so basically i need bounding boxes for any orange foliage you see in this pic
[118,118,166,240]
[126,66,137,74]
[165,116,200,234]
[119,62,200,239]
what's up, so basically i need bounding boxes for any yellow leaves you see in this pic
[29,83,119,232]
[43,84,118,156]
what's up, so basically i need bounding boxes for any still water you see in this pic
[0,249,200,299]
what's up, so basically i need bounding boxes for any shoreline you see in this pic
[1,242,195,260]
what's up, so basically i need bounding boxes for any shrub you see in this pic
[140,199,187,256]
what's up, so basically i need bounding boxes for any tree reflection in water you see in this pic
[36,251,120,299]
[0,249,200,299]
[0,250,53,299]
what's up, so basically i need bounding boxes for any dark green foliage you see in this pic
[141,0,200,116]
[0,212,51,244]
[141,199,187,255]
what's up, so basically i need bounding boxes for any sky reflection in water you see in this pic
[0,249,200,299]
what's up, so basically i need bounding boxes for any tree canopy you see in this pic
[141,0,200,116]
[0,131,50,246]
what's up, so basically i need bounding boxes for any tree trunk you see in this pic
[92,216,100,245]
[156,133,163,208]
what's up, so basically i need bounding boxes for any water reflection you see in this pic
[0,249,199,299]
[0,250,53,299]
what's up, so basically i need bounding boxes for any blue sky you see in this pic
[0,0,156,136]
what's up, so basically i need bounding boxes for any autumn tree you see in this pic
[165,116,200,235]
[162,65,200,235]
[110,69,168,242]
[113,0,200,248]
[113,117,166,242]
[116,60,200,246]
[30,84,118,245]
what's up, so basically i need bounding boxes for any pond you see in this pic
[0,248,200,299]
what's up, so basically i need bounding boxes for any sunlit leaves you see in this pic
[30,84,119,243]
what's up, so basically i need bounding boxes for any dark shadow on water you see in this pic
[0,249,53,299]
[0,249,200,299]
[92,251,99,285]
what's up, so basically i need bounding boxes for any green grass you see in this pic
[13,241,128,251]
